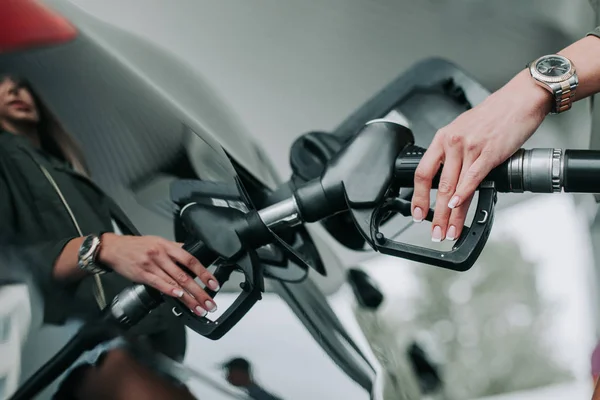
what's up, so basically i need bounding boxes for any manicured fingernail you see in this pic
[446,225,457,241]
[173,289,184,298]
[448,196,460,209]
[195,306,207,317]
[208,279,220,291]
[432,226,443,242]
[204,300,217,312]
[413,207,423,222]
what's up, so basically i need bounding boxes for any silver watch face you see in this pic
[535,55,571,77]
[530,55,575,83]
[81,237,95,257]
[79,235,102,273]
[81,236,99,260]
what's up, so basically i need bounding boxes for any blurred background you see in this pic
[4,0,600,399]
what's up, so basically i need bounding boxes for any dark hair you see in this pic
[0,74,90,175]
[223,357,251,372]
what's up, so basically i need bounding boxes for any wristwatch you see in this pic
[78,234,110,275]
[528,54,578,114]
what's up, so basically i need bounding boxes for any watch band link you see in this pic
[552,78,578,114]
[78,235,109,275]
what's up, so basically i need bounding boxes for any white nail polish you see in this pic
[413,207,424,223]
[205,300,217,312]
[173,289,184,298]
[432,226,443,242]
[448,196,460,209]
[446,226,457,241]
[195,306,207,317]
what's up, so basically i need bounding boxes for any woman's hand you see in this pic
[411,71,552,242]
[98,233,220,317]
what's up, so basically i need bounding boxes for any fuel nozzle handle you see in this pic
[395,146,600,194]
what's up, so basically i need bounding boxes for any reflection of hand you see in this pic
[411,71,552,242]
[98,233,220,316]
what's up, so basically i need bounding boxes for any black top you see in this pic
[31,140,115,237]
[0,130,186,360]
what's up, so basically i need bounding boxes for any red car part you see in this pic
[0,0,77,53]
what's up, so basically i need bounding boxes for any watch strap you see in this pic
[78,234,110,275]
[551,77,578,114]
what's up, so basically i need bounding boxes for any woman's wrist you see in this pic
[52,237,87,281]
[498,34,600,121]
[502,69,553,121]
[97,232,117,266]
[558,36,600,101]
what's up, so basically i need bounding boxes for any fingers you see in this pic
[148,268,209,316]
[443,156,493,241]
[446,194,473,241]
[450,155,492,210]
[153,250,218,314]
[445,151,479,241]
[141,271,206,317]
[166,244,220,293]
[412,139,444,223]
[418,128,487,242]
[431,146,462,242]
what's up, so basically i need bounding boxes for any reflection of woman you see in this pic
[223,357,284,400]
[0,74,218,399]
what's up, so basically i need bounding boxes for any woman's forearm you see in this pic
[52,237,88,282]
[559,35,600,101]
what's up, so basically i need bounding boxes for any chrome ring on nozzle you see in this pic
[506,148,563,193]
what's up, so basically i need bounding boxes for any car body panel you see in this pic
[1,1,383,399]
